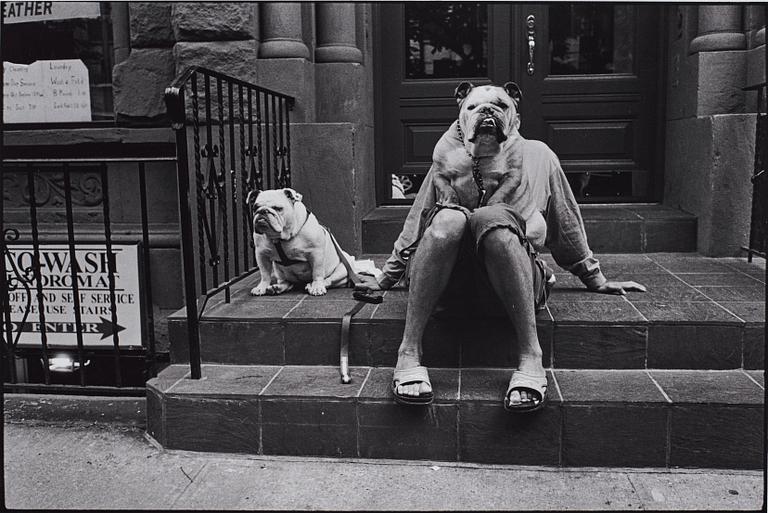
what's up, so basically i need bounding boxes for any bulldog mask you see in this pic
[432,81,527,210]
[456,81,522,158]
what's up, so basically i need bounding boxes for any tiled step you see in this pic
[168,254,765,370]
[362,204,697,254]
[146,364,764,469]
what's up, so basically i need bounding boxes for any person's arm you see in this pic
[375,169,438,290]
[544,154,607,289]
[545,154,645,295]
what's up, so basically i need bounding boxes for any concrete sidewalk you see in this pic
[4,418,765,511]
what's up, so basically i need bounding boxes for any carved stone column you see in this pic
[111,2,130,64]
[745,4,766,48]
[259,3,309,59]
[690,4,746,53]
[315,3,362,63]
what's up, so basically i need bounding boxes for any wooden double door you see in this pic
[375,3,664,204]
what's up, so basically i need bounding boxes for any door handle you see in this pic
[526,14,536,76]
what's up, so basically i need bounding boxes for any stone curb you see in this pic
[4,394,146,428]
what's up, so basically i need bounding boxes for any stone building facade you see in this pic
[112,2,376,255]
[109,3,766,258]
[6,3,766,260]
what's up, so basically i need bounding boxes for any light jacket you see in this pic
[376,122,608,290]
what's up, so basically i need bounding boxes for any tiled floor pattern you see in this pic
[168,254,765,370]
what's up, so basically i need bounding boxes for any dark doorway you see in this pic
[374,3,664,204]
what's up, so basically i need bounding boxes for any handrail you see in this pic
[743,81,768,92]
[164,66,295,379]
[165,66,295,129]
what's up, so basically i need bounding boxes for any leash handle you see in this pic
[353,288,383,304]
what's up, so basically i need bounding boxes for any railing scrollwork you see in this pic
[164,66,295,380]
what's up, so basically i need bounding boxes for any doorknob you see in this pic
[526,14,536,76]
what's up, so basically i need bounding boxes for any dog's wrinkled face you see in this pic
[456,82,522,148]
[247,188,303,237]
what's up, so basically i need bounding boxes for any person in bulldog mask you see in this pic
[368,81,646,411]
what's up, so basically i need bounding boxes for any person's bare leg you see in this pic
[482,227,544,405]
[395,208,467,398]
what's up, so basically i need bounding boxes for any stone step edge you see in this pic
[166,315,765,370]
[148,365,765,407]
[146,365,764,469]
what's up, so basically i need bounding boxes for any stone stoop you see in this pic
[152,253,765,469]
[362,204,697,254]
[147,364,764,469]
[167,254,765,370]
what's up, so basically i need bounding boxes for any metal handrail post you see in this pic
[167,84,202,380]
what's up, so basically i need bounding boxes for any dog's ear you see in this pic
[283,188,303,203]
[454,81,474,104]
[503,82,522,105]
[245,189,260,211]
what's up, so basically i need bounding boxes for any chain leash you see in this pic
[455,121,487,208]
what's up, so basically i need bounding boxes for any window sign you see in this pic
[5,244,143,348]
[2,1,100,24]
[2,2,113,120]
[3,59,91,123]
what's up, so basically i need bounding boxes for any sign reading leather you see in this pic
[5,244,143,348]
[1,2,100,24]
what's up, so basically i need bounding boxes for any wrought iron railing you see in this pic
[743,82,768,262]
[1,156,174,395]
[164,66,295,380]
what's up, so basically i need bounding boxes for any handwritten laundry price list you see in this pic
[3,59,92,123]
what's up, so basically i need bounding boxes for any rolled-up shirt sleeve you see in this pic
[544,155,607,290]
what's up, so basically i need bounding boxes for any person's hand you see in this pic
[591,280,647,295]
[355,274,382,291]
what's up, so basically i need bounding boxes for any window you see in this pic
[405,3,488,79]
[2,1,116,121]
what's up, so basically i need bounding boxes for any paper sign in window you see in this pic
[3,59,92,123]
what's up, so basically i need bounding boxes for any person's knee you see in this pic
[482,226,526,258]
[426,208,467,242]
[469,204,514,235]
[470,203,507,221]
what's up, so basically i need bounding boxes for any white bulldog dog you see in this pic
[247,188,377,296]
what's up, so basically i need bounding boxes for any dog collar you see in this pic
[272,208,313,266]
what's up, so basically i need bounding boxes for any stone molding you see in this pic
[690,4,746,53]
[259,3,310,59]
[315,3,362,63]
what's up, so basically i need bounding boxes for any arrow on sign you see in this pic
[12,317,126,339]
[95,316,126,339]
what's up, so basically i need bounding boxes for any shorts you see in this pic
[411,203,553,318]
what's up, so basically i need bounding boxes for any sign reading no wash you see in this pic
[5,244,143,348]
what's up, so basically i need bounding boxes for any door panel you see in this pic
[377,3,513,203]
[516,4,661,202]
[375,3,662,204]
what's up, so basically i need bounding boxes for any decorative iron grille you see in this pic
[2,158,173,395]
[164,66,295,380]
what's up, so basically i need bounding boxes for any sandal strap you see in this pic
[393,365,431,387]
[506,370,548,400]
